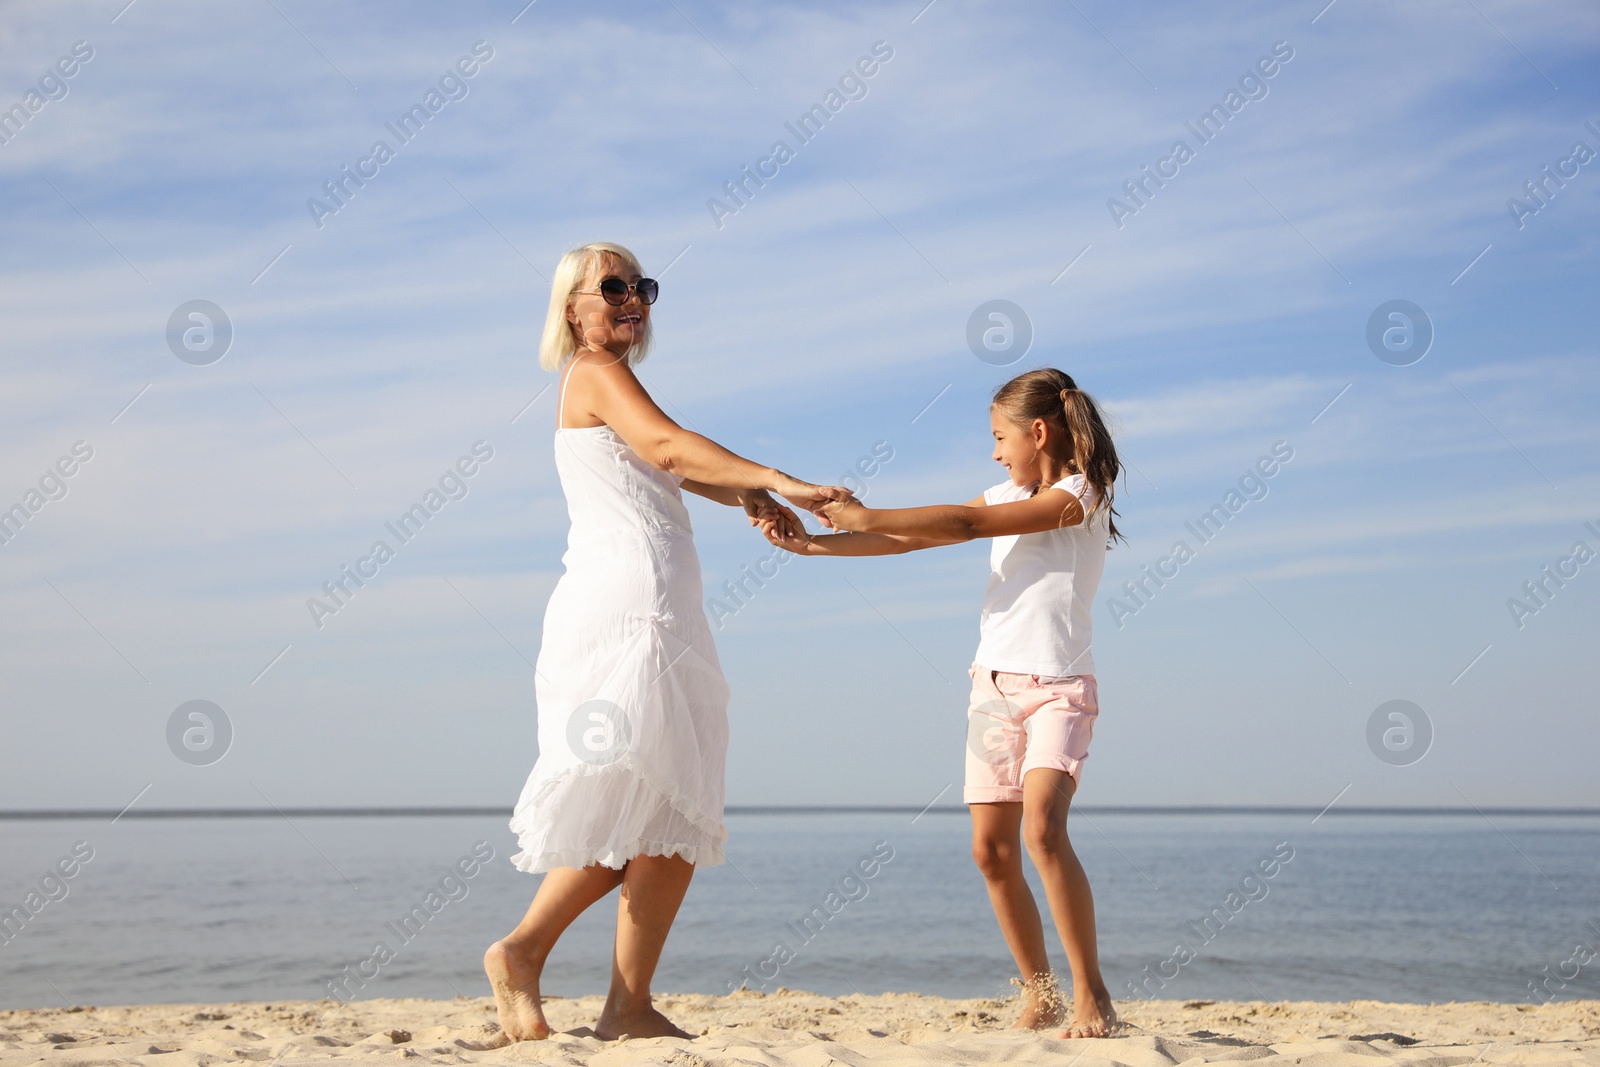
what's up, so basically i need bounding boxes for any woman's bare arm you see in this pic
[686,480,806,540]
[567,352,839,508]
[678,479,742,506]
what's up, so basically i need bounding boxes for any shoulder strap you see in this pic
[557,357,577,430]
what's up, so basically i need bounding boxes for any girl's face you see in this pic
[990,406,1045,486]
[566,256,648,354]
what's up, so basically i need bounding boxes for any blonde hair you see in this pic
[537,242,654,371]
[992,367,1124,544]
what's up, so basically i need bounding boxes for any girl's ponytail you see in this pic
[993,369,1124,544]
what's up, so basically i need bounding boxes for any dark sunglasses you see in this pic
[576,277,659,306]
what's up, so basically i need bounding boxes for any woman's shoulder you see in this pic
[559,353,626,429]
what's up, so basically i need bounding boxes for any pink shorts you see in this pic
[964,663,1099,804]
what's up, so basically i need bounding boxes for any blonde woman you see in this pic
[484,242,847,1042]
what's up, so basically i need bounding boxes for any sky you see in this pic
[1,0,1597,814]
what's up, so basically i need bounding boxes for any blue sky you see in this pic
[1,0,1597,813]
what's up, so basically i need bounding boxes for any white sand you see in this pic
[3,992,1597,1067]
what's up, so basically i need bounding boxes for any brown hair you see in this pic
[991,367,1123,544]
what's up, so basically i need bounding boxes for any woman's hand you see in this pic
[757,513,812,554]
[770,473,856,526]
[740,490,805,541]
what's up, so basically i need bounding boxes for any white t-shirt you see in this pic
[973,474,1107,678]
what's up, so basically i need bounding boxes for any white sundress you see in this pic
[507,370,731,873]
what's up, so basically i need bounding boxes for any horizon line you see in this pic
[1,804,1597,821]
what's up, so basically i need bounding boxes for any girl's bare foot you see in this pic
[1060,989,1118,1038]
[484,939,551,1042]
[595,1002,692,1041]
[1012,972,1065,1030]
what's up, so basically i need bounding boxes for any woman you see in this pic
[485,242,844,1042]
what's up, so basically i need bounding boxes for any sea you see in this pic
[2,809,1597,1010]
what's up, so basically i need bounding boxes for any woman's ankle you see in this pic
[493,935,550,968]
[600,989,653,1016]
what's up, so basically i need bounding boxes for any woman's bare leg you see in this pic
[970,802,1062,1028]
[484,864,625,1041]
[595,853,696,1040]
[1020,768,1117,1038]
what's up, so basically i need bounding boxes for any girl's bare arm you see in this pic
[758,496,984,556]
[819,488,1084,541]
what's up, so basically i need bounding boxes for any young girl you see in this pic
[758,367,1123,1038]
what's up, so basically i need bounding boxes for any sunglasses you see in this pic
[575,277,659,306]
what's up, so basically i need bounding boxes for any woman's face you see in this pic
[567,256,648,354]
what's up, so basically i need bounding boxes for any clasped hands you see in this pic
[739,481,859,547]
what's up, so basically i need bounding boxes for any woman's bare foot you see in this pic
[1012,972,1065,1030]
[484,939,551,1042]
[595,1002,692,1041]
[1059,989,1118,1038]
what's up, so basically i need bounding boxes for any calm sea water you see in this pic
[1,811,1597,1010]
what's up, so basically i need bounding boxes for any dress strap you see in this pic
[557,358,576,430]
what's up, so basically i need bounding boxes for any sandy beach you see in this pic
[3,992,1596,1067]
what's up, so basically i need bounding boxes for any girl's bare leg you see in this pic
[970,802,1063,1028]
[1021,768,1117,1038]
[484,864,625,1041]
[595,853,696,1040]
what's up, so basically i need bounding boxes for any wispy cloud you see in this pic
[1,0,1596,809]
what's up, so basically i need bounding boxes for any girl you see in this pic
[486,242,837,1043]
[758,367,1123,1038]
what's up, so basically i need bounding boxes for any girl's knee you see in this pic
[971,836,1019,880]
[1022,815,1069,857]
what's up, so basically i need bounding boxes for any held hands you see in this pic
[755,509,809,553]
[749,479,872,555]
[810,495,862,529]
[738,490,805,542]
[736,476,858,552]
[745,475,863,553]
[769,474,857,530]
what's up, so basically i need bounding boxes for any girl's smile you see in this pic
[991,407,1061,490]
